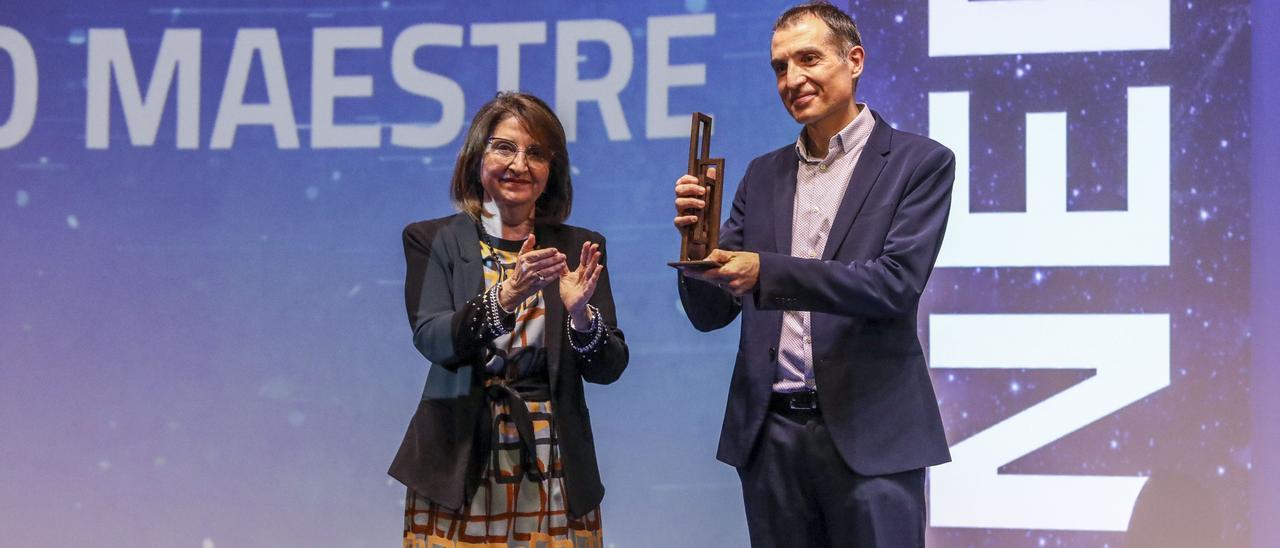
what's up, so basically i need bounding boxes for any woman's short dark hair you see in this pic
[450,92,573,225]
[774,1,862,53]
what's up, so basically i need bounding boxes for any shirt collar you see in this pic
[795,103,874,164]
[480,198,504,239]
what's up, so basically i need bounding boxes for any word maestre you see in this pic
[0,15,715,150]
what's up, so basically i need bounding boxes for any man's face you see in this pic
[770,15,863,128]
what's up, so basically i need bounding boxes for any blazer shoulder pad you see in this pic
[888,127,954,158]
[403,215,461,250]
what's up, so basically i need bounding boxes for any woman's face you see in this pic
[480,115,551,214]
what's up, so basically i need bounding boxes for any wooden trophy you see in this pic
[669,112,725,270]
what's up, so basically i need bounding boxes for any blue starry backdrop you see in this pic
[0,0,1252,546]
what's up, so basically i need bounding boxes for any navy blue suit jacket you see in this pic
[679,110,954,475]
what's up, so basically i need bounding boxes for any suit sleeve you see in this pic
[570,234,630,385]
[755,145,956,318]
[404,223,512,370]
[676,158,754,331]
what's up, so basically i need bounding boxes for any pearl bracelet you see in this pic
[566,304,605,354]
[483,284,513,337]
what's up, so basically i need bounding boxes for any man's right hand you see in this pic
[673,167,717,228]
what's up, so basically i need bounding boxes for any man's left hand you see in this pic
[687,249,760,296]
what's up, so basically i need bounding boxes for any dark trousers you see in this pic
[737,410,927,548]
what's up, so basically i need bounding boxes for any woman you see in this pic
[390,92,628,547]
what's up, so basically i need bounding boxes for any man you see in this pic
[673,2,954,546]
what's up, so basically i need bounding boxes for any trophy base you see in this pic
[668,259,722,271]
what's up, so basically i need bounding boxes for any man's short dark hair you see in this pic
[774,1,862,54]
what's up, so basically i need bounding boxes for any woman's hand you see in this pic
[560,241,603,328]
[498,235,565,311]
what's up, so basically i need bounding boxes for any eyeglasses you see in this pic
[485,138,554,167]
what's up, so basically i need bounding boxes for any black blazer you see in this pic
[389,213,628,517]
[679,110,954,475]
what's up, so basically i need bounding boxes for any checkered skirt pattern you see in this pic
[402,398,602,547]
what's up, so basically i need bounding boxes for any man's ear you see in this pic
[847,45,865,80]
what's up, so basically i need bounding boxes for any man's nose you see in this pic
[785,66,807,89]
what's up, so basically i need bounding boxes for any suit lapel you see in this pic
[773,149,800,255]
[822,110,892,260]
[535,224,565,393]
[451,214,485,305]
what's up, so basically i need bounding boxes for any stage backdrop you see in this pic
[0,0,1256,546]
